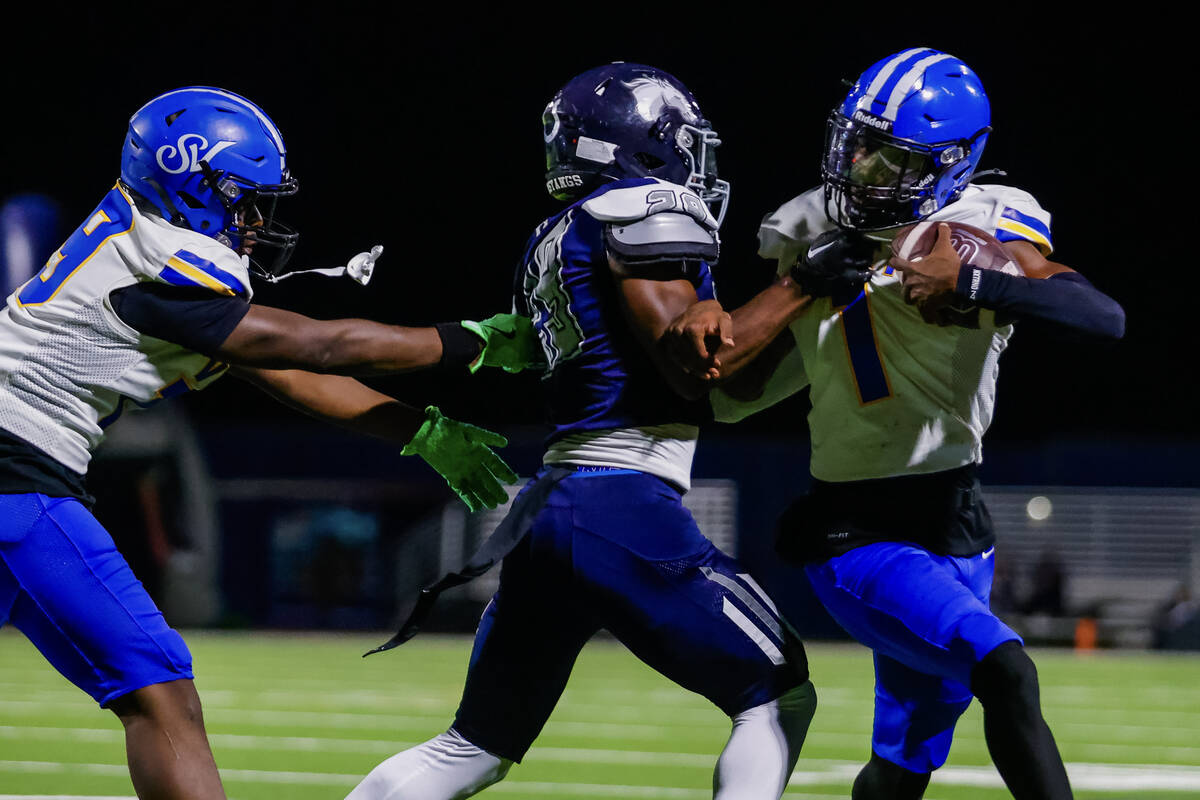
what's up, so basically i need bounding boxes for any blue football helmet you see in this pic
[120,87,299,277]
[822,48,991,230]
[543,62,730,226]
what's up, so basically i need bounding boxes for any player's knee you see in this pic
[478,755,512,787]
[349,731,512,800]
[109,678,205,730]
[971,640,1040,710]
[775,679,817,738]
[852,753,930,800]
[436,729,512,785]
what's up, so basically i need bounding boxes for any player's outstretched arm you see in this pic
[217,305,539,376]
[218,306,448,374]
[662,275,811,382]
[234,367,516,511]
[894,223,1125,339]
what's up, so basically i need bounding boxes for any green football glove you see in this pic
[461,313,544,374]
[401,406,519,512]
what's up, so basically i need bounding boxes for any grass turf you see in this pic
[1,630,1198,799]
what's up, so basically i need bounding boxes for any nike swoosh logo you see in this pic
[982,547,995,559]
[808,240,836,258]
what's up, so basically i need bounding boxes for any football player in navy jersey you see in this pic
[0,87,536,799]
[670,49,1125,800]
[348,63,819,800]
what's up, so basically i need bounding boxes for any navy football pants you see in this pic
[452,469,803,762]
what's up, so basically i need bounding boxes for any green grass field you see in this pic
[1,630,1197,799]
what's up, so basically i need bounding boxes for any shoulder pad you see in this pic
[757,186,831,260]
[583,180,718,230]
[133,208,255,298]
[935,184,1053,255]
[605,212,719,266]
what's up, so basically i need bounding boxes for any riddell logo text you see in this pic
[547,175,584,193]
[852,111,891,131]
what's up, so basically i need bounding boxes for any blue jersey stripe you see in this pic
[997,207,1053,254]
[1000,206,1051,238]
[841,292,890,404]
[172,250,246,294]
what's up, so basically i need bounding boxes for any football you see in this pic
[890,220,1023,327]
[890,220,1023,277]
[892,220,1022,277]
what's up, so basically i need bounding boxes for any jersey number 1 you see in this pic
[840,292,891,404]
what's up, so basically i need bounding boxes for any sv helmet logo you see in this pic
[155,135,237,175]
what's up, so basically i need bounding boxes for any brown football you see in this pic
[890,220,1023,277]
[890,220,1023,327]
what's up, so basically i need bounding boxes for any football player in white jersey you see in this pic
[667,49,1123,800]
[0,87,536,799]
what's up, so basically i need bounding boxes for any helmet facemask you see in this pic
[675,122,730,227]
[200,160,299,278]
[821,112,988,231]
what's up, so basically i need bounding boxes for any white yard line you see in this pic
[4,724,1200,770]
[4,757,1200,793]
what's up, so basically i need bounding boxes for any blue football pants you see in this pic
[1,493,193,707]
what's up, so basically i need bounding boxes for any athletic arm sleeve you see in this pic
[110,282,252,355]
[956,268,1125,340]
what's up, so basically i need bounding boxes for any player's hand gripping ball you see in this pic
[890,221,1023,327]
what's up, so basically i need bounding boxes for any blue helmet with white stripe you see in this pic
[822,48,990,230]
[120,87,299,277]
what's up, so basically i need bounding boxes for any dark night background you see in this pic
[2,11,1192,480]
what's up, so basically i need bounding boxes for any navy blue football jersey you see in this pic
[515,178,719,489]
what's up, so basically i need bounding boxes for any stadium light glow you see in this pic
[1026,495,1053,521]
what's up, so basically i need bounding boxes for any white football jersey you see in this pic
[0,183,253,474]
[713,183,1053,483]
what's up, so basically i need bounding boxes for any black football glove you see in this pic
[790,229,878,299]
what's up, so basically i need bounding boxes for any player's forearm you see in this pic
[304,319,447,375]
[218,305,455,375]
[956,268,1125,339]
[617,275,714,400]
[716,277,812,379]
[234,366,425,443]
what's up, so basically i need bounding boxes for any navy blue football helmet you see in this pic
[120,87,299,277]
[543,63,730,225]
[822,48,991,230]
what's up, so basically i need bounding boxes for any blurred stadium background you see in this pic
[2,10,1196,799]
